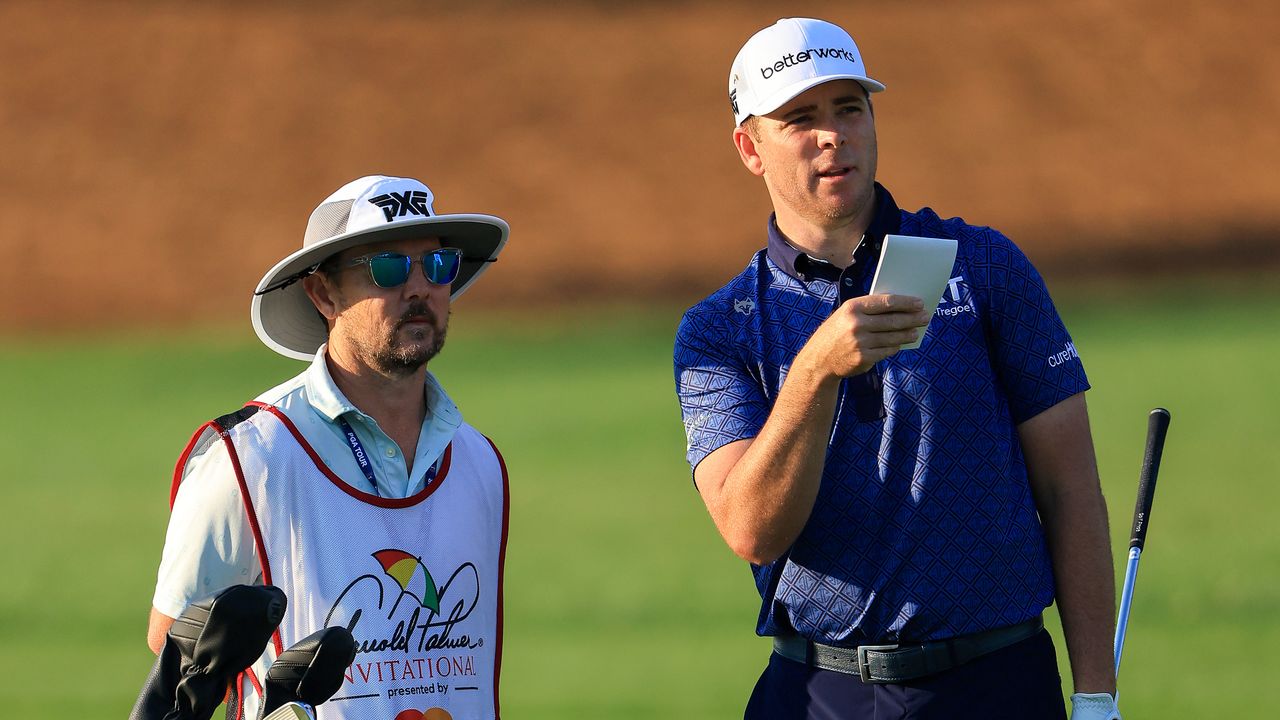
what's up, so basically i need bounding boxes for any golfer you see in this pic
[673,18,1120,719]
[147,175,510,720]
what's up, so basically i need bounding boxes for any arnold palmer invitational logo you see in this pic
[324,549,488,705]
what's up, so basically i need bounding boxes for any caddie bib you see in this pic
[173,402,508,720]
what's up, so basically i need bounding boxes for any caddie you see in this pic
[147,175,510,720]
[673,18,1120,719]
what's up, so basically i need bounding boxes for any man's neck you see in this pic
[771,196,877,269]
[324,347,429,434]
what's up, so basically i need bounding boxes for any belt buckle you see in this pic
[855,643,899,683]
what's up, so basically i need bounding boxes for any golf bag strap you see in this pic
[170,405,263,508]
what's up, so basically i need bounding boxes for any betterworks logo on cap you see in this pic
[758,45,863,79]
[728,17,885,125]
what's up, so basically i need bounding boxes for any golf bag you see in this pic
[132,584,358,720]
[131,584,287,720]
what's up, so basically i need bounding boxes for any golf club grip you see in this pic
[1129,408,1170,550]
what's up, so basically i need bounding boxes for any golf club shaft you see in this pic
[1113,547,1141,675]
[1113,408,1170,677]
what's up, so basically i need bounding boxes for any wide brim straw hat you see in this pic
[250,175,509,361]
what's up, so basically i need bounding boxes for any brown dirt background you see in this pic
[2,0,1278,331]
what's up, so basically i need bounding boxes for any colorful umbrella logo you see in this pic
[373,549,441,614]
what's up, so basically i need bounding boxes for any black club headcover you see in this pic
[258,626,358,719]
[131,584,287,720]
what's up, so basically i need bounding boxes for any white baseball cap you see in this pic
[728,17,885,126]
[251,174,509,361]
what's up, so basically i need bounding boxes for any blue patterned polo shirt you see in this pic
[673,183,1089,645]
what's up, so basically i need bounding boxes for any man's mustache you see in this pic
[395,302,439,329]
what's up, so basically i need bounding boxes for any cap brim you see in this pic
[738,74,885,125]
[251,213,509,361]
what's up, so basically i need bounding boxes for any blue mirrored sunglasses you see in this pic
[337,248,464,288]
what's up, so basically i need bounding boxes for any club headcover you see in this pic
[262,702,316,720]
[258,626,358,719]
[131,584,287,720]
[172,584,287,677]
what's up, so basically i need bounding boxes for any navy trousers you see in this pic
[744,629,1068,720]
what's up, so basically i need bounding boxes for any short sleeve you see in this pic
[673,306,769,473]
[151,440,260,617]
[974,234,1090,423]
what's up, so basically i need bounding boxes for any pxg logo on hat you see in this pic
[250,175,509,361]
[728,17,885,126]
[369,190,431,222]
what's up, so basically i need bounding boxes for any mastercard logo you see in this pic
[395,709,452,720]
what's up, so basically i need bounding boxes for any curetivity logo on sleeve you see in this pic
[759,47,860,79]
[1047,341,1080,368]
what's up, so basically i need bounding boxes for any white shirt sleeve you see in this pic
[151,439,260,618]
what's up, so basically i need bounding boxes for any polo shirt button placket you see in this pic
[835,266,883,422]
[839,273,860,303]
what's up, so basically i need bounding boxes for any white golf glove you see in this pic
[1070,692,1121,720]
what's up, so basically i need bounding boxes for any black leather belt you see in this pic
[772,616,1044,684]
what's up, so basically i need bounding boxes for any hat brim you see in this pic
[737,74,885,125]
[251,213,509,361]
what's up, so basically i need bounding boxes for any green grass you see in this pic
[0,281,1276,718]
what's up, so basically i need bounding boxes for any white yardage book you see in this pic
[867,234,958,350]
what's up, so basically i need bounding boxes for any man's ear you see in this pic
[302,273,341,322]
[732,125,766,177]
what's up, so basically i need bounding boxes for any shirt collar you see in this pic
[302,344,461,429]
[765,182,902,281]
[303,346,355,421]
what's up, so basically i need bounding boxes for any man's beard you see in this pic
[357,302,448,377]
